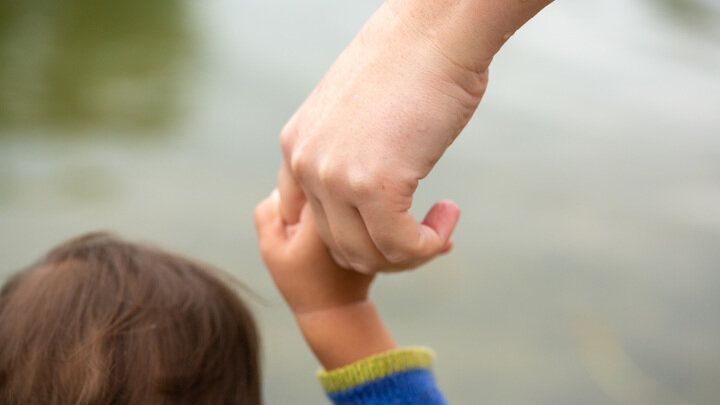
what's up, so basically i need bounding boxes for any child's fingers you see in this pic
[253,190,278,231]
[254,190,288,250]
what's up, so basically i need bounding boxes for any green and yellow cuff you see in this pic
[317,347,435,393]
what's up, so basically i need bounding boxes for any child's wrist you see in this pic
[284,290,372,319]
[294,300,397,371]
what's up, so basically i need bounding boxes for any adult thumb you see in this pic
[277,162,306,224]
[421,200,461,251]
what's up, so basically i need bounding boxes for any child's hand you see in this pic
[254,190,374,316]
[255,190,396,370]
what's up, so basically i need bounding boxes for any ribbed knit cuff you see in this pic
[317,347,435,394]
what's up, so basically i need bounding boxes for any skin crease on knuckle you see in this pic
[318,158,382,209]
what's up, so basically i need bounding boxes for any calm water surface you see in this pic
[1,0,719,403]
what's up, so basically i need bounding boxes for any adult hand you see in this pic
[278,0,553,273]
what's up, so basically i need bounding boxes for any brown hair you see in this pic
[0,232,261,405]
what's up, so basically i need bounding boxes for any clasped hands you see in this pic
[272,0,553,274]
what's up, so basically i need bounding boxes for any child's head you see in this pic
[0,232,261,405]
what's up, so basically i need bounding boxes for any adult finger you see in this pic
[291,205,356,271]
[306,196,350,269]
[277,162,306,225]
[322,201,390,274]
[295,198,350,268]
[361,199,460,264]
[421,200,461,245]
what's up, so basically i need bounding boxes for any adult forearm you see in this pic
[387,0,555,73]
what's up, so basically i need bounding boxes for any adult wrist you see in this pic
[385,0,554,73]
[385,0,495,74]
[356,2,489,108]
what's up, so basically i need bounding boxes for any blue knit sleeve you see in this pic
[317,347,447,405]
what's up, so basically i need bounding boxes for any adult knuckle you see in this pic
[289,147,312,180]
[279,123,297,155]
[347,174,373,197]
[317,158,341,188]
[346,168,382,198]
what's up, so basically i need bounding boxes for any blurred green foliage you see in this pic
[0,0,193,134]
[652,0,718,23]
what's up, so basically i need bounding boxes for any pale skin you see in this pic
[278,0,555,274]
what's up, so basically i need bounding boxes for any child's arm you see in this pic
[255,190,448,404]
[255,190,394,368]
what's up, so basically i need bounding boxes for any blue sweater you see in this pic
[317,347,447,405]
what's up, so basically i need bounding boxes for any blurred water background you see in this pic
[1,0,719,403]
